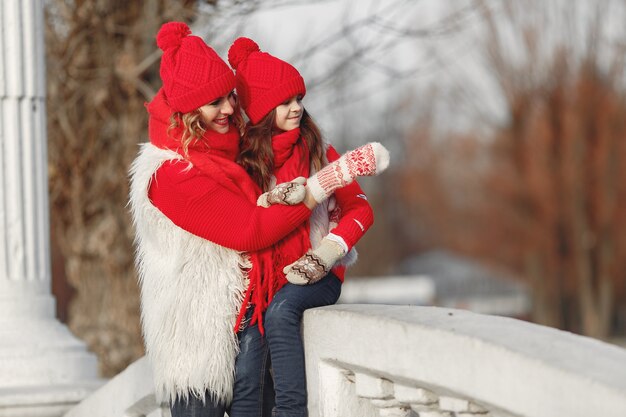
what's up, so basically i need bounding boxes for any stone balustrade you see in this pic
[304,305,626,417]
[63,357,165,417]
[63,305,626,417]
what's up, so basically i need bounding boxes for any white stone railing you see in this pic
[64,305,626,417]
[63,357,167,417]
[304,305,626,417]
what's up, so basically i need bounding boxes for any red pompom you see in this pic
[156,22,191,52]
[228,37,260,70]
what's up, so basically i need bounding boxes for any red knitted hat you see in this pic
[157,22,235,114]
[227,37,306,124]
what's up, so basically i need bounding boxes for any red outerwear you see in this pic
[147,143,373,333]
[265,127,374,283]
[148,161,312,253]
[146,89,318,334]
[146,88,311,254]
[325,145,374,281]
[149,159,317,335]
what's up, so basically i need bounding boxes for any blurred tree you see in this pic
[479,59,626,338]
[393,0,626,339]
[45,0,214,376]
[472,0,626,339]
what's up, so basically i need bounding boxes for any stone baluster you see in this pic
[438,396,489,416]
[354,373,413,417]
[439,396,473,412]
[394,384,439,414]
[350,373,497,417]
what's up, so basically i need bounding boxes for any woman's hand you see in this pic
[257,177,307,207]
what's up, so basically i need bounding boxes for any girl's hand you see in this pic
[306,142,389,203]
[283,237,346,285]
[257,177,307,207]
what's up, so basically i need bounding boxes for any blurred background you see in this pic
[44,0,626,377]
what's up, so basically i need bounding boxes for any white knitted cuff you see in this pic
[326,233,349,254]
[306,175,329,204]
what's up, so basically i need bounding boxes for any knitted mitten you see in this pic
[257,177,307,207]
[283,236,346,285]
[307,142,389,203]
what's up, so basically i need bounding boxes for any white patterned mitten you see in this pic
[257,177,307,207]
[306,142,389,203]
[283,236,347,285]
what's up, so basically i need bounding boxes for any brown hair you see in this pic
[168,93,245,157]
[238,109,326,191]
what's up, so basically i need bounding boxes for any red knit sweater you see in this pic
[148,147,373,282]
[149,160,312,252]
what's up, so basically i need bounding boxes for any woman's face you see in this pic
[274,95,303,132]
[198,92,236,134]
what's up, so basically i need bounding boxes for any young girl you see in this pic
[228,38,383,417]
[129,23,388,417]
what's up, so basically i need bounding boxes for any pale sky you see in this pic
[195,0,483,148]
[193,0,626,150]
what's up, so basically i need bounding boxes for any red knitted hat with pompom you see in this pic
[227,37,306,124]
[157,22,235,113]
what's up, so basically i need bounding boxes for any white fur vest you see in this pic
[129,143,248,404]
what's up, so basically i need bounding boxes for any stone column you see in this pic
[0,1,101,416]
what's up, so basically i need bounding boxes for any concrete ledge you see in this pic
[63,305,626,417]
[63,357,162,417]
[303,304,626,417]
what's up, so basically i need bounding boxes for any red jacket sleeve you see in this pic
[148,160,311,252]
[326,146,374,250]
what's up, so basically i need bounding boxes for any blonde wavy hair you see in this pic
[168,93,244,157]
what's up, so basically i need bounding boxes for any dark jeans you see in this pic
[230,314,275,417]
[264,273,342,417]
[170,313,276,417]
[170,391,226,417]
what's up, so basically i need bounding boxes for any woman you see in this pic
[129,23,388,417]
[227,38,383,417]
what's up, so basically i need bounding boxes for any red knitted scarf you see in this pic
[147,89,257,199]
[270,127,312,279]
[233,128,314,335]
[147,89,280,334]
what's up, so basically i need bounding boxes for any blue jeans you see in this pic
[170,313,276,417]
[230,314,275,417]
[264,273,342,417]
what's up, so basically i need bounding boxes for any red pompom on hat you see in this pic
[157,22,235,114]
[156,22,191,50]
[227,37,306,124]
[228,37,260,70]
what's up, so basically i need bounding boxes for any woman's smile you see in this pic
[213,117,229,126]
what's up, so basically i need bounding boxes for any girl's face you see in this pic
[198,92,236,134]
[274,95,303,132]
